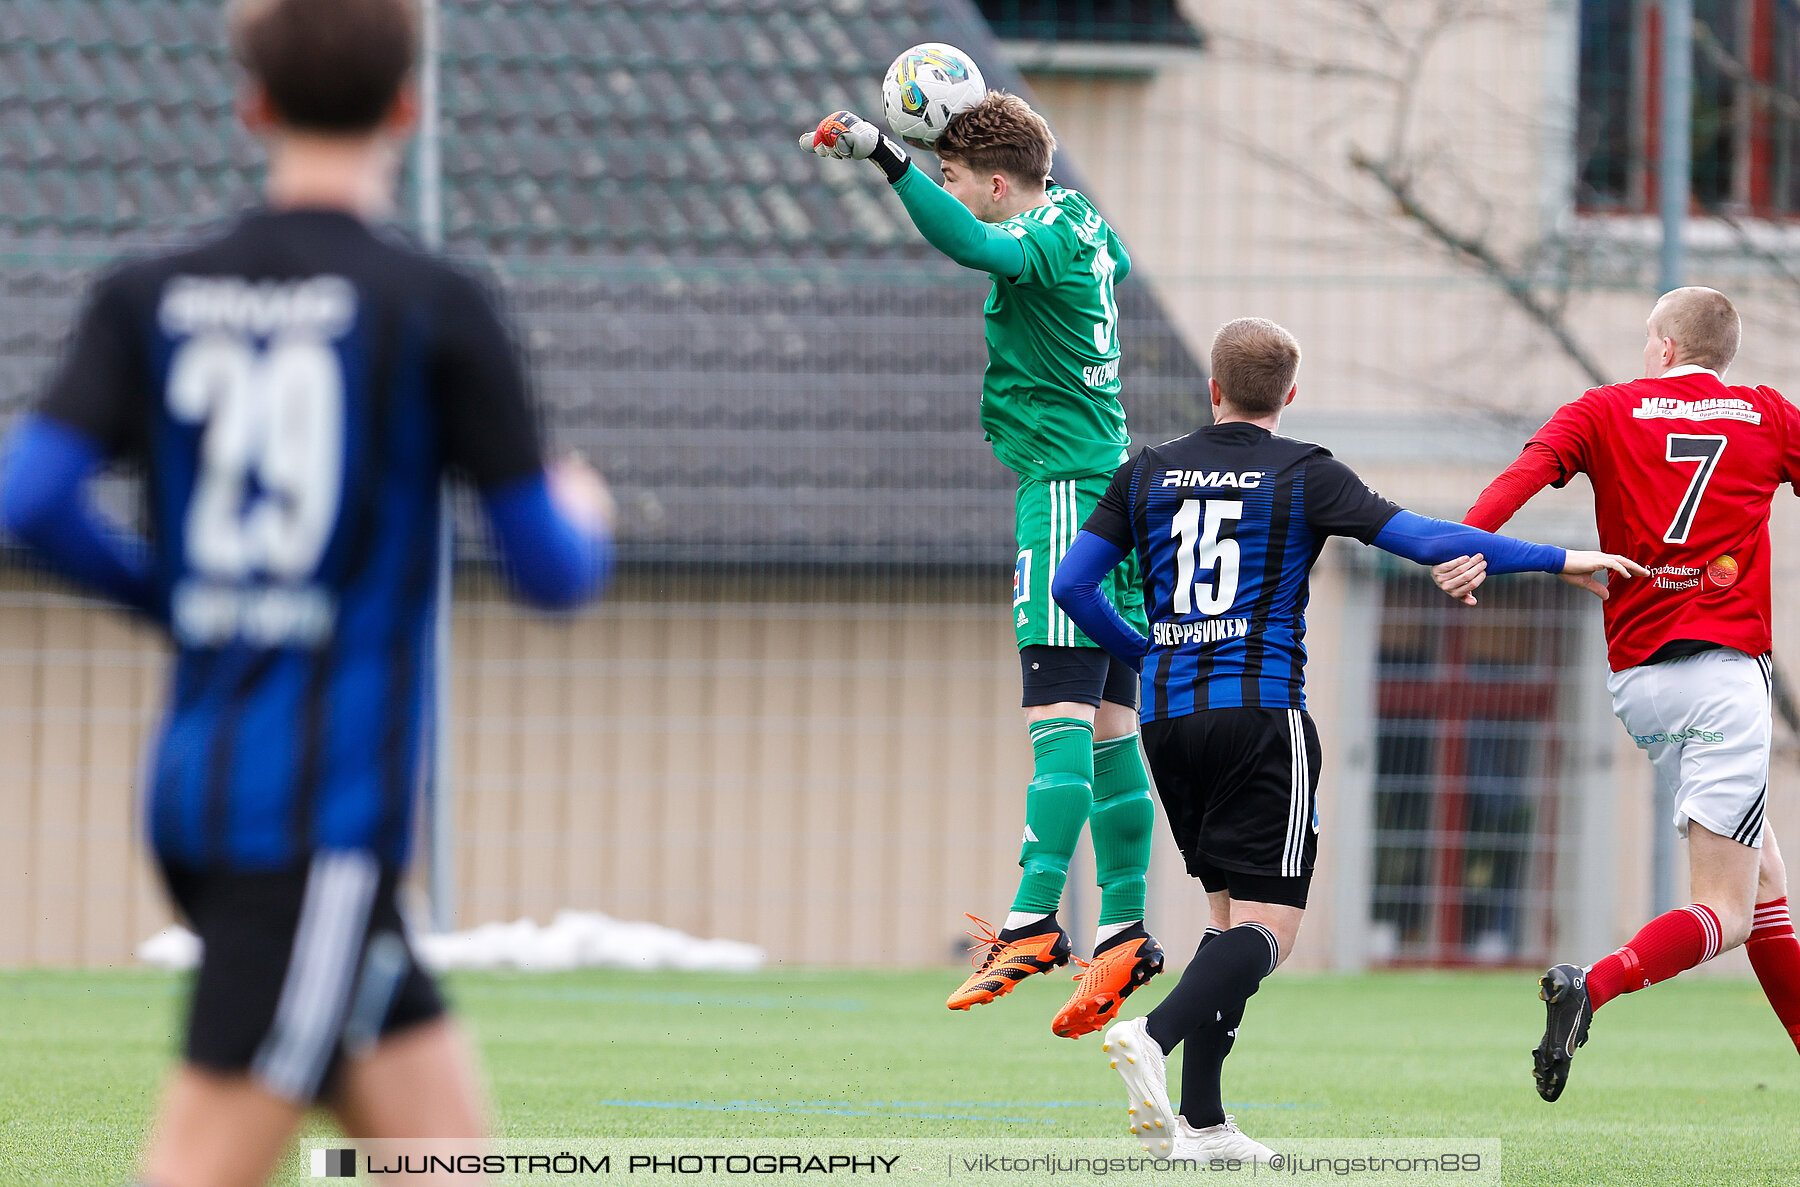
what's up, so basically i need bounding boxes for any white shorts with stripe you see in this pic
[1606,648,1771,848]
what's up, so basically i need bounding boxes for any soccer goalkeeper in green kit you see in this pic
[801,94,1162,1039]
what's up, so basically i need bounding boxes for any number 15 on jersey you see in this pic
[1172,499,1243,615]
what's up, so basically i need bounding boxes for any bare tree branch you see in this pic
[1350,147,1610,385]
[1383,2,1462,165]
[1203,1,1611,392]
[1717,210,1800,307]
[1694,19,1800,122]
[1198,30,1401,87]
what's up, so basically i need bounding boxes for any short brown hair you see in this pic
[230,0,417,133]
[934,93,1056,184]
[1210,318,1301,415]
[1651,286,1741,372]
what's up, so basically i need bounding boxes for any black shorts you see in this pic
[1141,707,1322,909]
[1020,644,1140,709]
[160,852,445,1104]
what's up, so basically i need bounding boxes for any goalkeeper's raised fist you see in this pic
[799,112,911,183]
[799,110,882,159]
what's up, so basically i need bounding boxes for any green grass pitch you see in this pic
[2,966,1797,1184]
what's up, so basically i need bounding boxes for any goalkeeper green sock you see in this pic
[1090,732,1154,927]
[1010,717,1096,916]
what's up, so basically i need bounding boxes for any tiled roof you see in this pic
[1,0,1206,565]
[508,267,1203,562]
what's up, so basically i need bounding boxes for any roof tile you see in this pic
[1,0,1203,563]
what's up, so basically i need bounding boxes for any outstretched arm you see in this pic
[1463,441,1564,532]
[1437,401,1602,601]
[1374,509,1566,572]
[1380,510,1646,605]
[0,414,159,618]
[1300,448,1643,605]
[798,110,1027,278]
[1050,530,1149,670]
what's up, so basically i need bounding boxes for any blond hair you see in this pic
[1210,318,1301,415]
[1651,287,1740,373]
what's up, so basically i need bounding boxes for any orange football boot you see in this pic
[1052,932,1165,1038]
[946,914,1071,1010]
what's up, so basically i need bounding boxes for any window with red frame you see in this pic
[1578,0,1800,217]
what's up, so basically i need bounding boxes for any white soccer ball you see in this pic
[882,43,985,148]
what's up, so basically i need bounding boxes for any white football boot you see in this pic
[1170,1115,1277,1164]
[1101,1016,1178,1155]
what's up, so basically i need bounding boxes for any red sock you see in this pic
[1747,898,1800,1053]
[1586,904,1722,1011]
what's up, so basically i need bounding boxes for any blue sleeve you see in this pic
[1049,530,1150,670]
[0,415,160,618]
[891,167,1029,279]
[480,473,613,610]
[1372,509,1566,575]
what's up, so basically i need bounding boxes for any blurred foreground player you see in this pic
[0,1,612,1183]
[1052,317,1641,1160]
[1431,287,1800,1100]
[801,96,1161,1037]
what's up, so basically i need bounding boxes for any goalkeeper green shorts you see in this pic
[1012,472,1147,651]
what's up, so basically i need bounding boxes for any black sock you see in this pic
[1174,926,1232,1125]
[1094,920,1149,956]
[1179,996,1245,1128]
[998,912,1061,943]
[1144,922,1277,1054]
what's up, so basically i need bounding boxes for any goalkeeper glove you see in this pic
[799,111,911,184]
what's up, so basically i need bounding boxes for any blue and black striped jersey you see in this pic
[37,210,543,871]
[1083,422,1401,719]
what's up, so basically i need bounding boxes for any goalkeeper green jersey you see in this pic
[981,185,1130,482]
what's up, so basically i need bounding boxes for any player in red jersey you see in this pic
[1432,287,1800,1100]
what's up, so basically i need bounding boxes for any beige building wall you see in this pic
[2,570,1288,969]
[447,570,1044,968]
[0,589,169,966]
[4,559,1786,974]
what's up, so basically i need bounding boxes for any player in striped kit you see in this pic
[1053,317,1637,1160]
[1,1,611,1182]
[801,94,1161,1037]
[1431,287,1800,1100]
